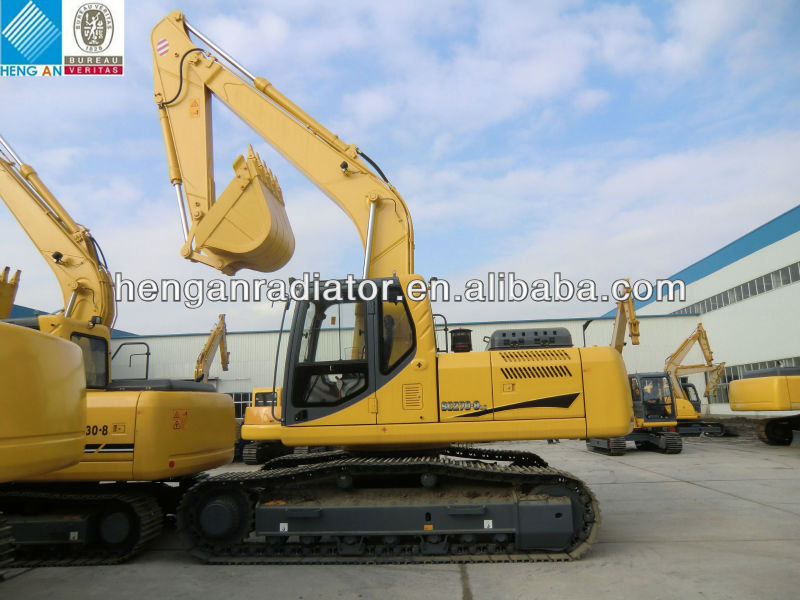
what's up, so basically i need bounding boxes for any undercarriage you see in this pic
[0,483,165,566]
[178,447,600,563]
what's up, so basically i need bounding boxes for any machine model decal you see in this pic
[454,393,580,418]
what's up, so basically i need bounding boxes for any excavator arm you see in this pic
[152,11,414,278]
[0,135,115,327]
[193,313,230,383]
[610,279,639,354]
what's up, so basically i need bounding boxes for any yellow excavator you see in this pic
[0,164,84,570]
[242,388,294,464]
[1,261,86,568]
[588,319,730,455]
[152,10,633,562]
[0,134,236,566]
[665,324,728,437]
[730,369,800,445]
[0,322,86,571]
[586,281,683,455]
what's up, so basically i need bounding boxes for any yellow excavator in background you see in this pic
[665,323,728,437]
[0,133,236,566]
[0,155,85,570]
[730,368,800,445]
[0,323,86,572]
[241,387,294,464]
[194,314,229,383]
[586,281,683,455]
[1,260,86,569]
[152,10,633,562]
[588,320,730,455]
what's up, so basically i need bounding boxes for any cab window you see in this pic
[292,300,369,407]
[70,333,109,388]
[378,287,415,375]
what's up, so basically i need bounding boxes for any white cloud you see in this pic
[573,88,611,114]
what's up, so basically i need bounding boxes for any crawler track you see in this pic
[0,484,163,567]
[586,437,627,456]
[179,448,598,564]
[658,432,683,454]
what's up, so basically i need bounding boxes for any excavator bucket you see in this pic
[0,266,20,319]
[192,149,294,275]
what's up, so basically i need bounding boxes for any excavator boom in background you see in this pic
[610,281,639,355]
[0,134,236,567]
[194,314,229,383]
[152,11,633,563]
[665,324,728,437]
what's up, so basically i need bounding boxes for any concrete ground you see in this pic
[3,432,799,600]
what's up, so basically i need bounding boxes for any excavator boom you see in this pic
[664,323,725,403]
[152,11,413,278]
[610,279,639,354]
[0,135,115,326]
[194,313,230,382]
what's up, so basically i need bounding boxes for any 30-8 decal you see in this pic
[85,425,109,436]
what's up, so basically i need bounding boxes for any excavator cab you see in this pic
[282,279,417,426]
[631,373,675,424]
[681,381,703,413]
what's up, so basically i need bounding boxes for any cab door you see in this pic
[283,298,377,426]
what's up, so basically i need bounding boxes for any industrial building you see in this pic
[95,204,800,418]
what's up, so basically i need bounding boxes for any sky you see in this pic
[1,0,799,335]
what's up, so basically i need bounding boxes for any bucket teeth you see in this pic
[1,266,20,286]
[246,147,283,205]
[0,266,21,319]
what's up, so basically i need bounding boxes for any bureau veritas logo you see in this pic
[63,0,124,75]
[74,3,113,53]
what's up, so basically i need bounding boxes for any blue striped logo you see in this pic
[1,1,62,65]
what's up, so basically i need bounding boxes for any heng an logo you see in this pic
[0,0,124,77]
[0,0,62,76]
